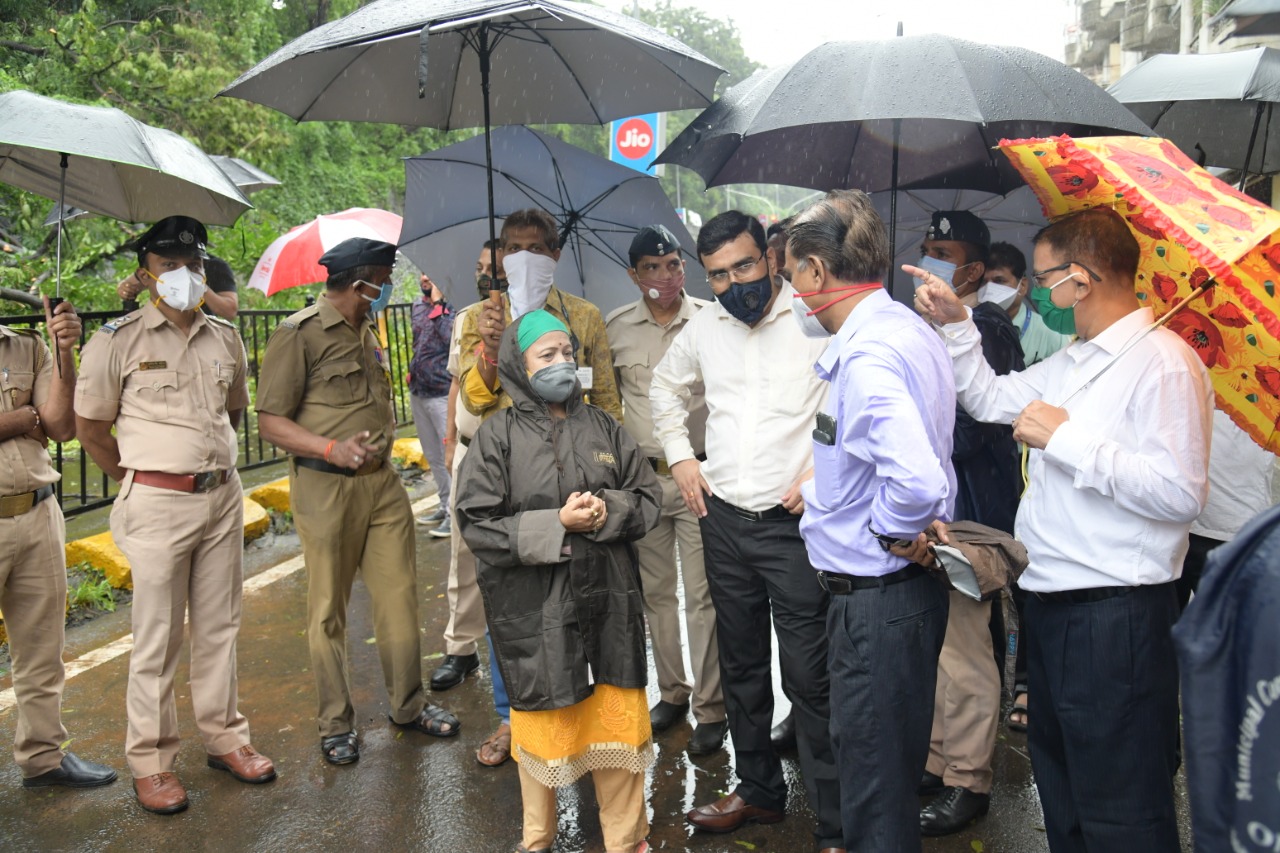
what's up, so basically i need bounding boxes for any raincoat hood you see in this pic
[498,312,583,415]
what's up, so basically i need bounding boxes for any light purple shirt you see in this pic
[800,289,957,577]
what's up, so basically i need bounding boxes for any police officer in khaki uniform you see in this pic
[255,237,459,767]
[605,225,725,755]
[1,297,117,790]
[76,216,274,815]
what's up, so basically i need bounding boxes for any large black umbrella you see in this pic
[220,0,722,277]
[1216,0,1280,36]
[1108,47,1280,187]
[399,125,707,316]
[654,35,1151,286]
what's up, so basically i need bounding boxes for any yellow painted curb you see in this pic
[249,477,290,513]
[65,531,132,590]
[243,496,269,543]
[392,437,430,471]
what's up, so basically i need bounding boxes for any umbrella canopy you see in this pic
[871,187,1047,299]
[1216,0,1280,36]
[219,0,722,128]
[0,90,251,226]
[1108,48,1280,178]
[210,155,281,195]
[247,208,404,296]
[654,36,1152,195]
[1000,135,1280,452]
[399,126,706,316]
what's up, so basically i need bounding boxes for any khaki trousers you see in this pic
[926,590,1000,794]
[0,497,69,777]
[518,762,648,853]
[291,464,424,737]
[634,474,723,724]
[442,441,485,656]
[110,474,250,777]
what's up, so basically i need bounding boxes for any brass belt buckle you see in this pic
[0,491,35,518]
[194,471,220,492]
[654,458,670,477]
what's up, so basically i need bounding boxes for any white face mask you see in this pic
[153,267,206,312]
[790,295,831,338]
[503,251,557,320]
[978,281,1020,310]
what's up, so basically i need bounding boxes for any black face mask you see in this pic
[716,272,774,326]
[477,274,507,301]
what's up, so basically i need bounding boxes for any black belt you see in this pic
[1032,584,1155,604]
[817,563,926,594]
[707,492,792,522]
[294,456,385,478]
[647,452,706,476]
[459,434,471,449]
[0,483,54,519]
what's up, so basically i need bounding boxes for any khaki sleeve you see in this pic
[30,335,53,408]
[584,308,622,422]
[254,325,307,418]
[73,330,123,421]
[227,334,250,411]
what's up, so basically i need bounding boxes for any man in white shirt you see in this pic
[913,207,1212,852]
[651,211,841,852]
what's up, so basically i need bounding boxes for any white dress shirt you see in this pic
[1191,408,1280,541]
[650,280,829,512]
[940,307,1212,592]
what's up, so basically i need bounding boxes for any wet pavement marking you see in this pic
[0,493,442,714]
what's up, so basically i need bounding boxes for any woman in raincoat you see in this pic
[456,310,661,853]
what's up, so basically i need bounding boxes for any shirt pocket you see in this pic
[765,357,819,416]
[126,369,179,419]
[612,351,650,395]
[0,369,34,411]
[316,359,365,406]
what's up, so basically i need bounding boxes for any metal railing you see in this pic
[1,302,417,517]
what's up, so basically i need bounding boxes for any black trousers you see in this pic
[699,497,842,848]
[1025,583,1181,853]
[1175,532,1221,613]
[828,571,948,853]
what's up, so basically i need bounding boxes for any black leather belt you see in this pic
[708,492,792,522]
[458,434,471,449]
[817,563,926,594]
[647,452,706,476]
[0,483,54,518]
[295,456,384,478]
[1033,584,1151,604]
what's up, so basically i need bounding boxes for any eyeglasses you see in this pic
[707,253,765,286]
[1031,260,1101,287]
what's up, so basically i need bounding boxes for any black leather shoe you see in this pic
[770,712,796,751]
[22,752,117,789]
[920,786,990,836]
[648,699,689,732]
[430,653,480,691]
[687,720,727,755]
[918,770,944,797]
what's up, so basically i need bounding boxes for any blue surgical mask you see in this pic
[529,362,578,403]
[716,272,774,326]
[358,280,394,314]
[914,255,959,290]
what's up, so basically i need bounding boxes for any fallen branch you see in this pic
[0,39,47,57]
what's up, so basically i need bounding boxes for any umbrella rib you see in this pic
[501,16,604,124]
[297,41,382,121]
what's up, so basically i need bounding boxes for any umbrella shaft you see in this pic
[479,24,499,288]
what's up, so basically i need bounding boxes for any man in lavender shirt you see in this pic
[787,190,957,853]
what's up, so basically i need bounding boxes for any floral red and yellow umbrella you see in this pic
[999,134,1280,453]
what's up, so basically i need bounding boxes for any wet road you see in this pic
[0,482,1189,852]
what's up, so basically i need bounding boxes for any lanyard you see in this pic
[1020,303,1033,338]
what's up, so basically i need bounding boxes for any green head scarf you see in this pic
[516,309,570,352]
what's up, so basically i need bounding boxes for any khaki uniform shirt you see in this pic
[605,295,708,460]
[0,326,58,493]
[457,285,622,422]
[76,303,249,474]
[255,297,395,460]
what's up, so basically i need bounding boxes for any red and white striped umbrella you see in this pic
[247,207,403,295]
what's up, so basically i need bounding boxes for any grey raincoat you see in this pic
[456,314,661,712]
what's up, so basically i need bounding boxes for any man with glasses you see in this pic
[651,211,842,853]
[605,225,725,756]
[913,208,1212,852]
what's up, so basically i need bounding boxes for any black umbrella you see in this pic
[654,35,1151,292]
[1108,47,1280,189]
[1216,0,1280,36]
[221,0,722,286]
[399,125,708,315]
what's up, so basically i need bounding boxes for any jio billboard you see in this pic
[608,113,665,176]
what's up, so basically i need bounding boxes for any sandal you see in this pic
[477,722,512,767]
[1006,691,1028,733]
[392,703,460,738]
[320,732,359,765]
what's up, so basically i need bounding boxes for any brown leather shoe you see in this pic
[685,791,784,833]
[476,722,512,767]
[207,744,277,784]
[133,772,189,814]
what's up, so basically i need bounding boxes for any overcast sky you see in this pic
[602,0,1072,67]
